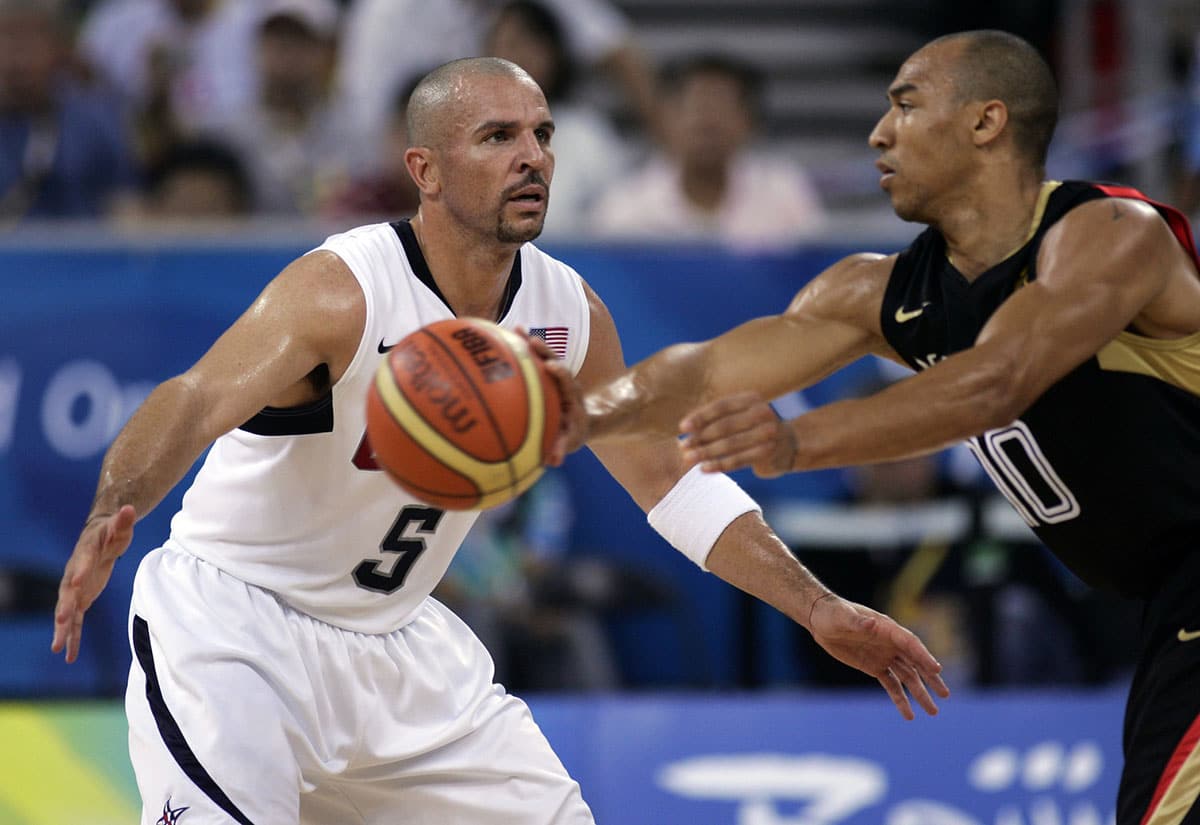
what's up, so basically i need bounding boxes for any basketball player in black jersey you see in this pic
[557,29,1200,825]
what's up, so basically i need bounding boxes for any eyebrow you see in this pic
[475,120,518,135]
[887,82,918,100]
[474,119,556,135]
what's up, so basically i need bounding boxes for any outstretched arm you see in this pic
[683,198,1200,475]
[571,277,948,719]
[559,253,895,454]
[52,251,365,662]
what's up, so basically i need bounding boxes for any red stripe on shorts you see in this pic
[1140,710,1200,825]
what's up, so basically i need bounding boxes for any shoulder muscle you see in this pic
[787,252,897,358]
[1038,198,1181,322]
[180,249,366,428]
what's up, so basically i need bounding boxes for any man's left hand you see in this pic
[809,591,951,720]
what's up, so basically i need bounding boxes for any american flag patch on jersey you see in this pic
[529,326,569,358]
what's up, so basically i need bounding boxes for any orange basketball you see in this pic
[365,317,562,510]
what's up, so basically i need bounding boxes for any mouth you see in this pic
[506,185,547,209]
[875,159,895,188]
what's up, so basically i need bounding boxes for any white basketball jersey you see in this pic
[167,221,591,634]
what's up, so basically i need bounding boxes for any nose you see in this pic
[516,130,549,172]
[868,109,892,150]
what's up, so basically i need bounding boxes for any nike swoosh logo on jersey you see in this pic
[1178,628,1200,642]
[378,338,397,354]
[895,303,930,323]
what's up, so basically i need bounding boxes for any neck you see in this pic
[410,211,518,321]
[936,172,1047,280]
[679,158,730,212]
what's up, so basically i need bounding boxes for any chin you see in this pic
[889,195,927,225]
[497,217,545,244]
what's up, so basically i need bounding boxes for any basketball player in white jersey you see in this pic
[52,57,949,824]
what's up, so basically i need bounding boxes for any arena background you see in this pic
[0,236,1134,824]
[4,0,1199,820]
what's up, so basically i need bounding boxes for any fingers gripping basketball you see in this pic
[366,318,562,510]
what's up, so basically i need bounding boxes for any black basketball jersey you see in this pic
[880,180,1200,598]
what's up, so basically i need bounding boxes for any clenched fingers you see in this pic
[679,393,785,474]
[524,331,556,362]
[679,392,769,438]
[681,429,778,474]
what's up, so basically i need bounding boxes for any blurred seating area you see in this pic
[2,0,1197,231]
[0,0,1187,697]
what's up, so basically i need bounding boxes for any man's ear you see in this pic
[972,99,1009,149]
[406,147,439,195]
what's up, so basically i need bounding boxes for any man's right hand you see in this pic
[526,334,587,465]
[548,367,588,465]
[680,392,797,477]
[52,505,136,663]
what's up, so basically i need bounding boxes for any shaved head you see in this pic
[405,57,538,149]
[927,30,1059,170]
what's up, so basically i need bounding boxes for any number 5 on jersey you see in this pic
[352,431,444,594]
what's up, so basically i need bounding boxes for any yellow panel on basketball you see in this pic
[364,384,484,508]
[364,317,562,511]
[372,363,518,494]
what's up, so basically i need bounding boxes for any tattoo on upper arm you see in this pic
[1110,202,1124,221]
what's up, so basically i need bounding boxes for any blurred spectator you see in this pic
[112,137,250,225]
[0,0,136,222]
[79,0,258,163]
[210,0,368,215]
[589,53,827,251]
[337,0,663,152]
[484,0,630,239]
[433,471,621,692]
[320,73,423,221]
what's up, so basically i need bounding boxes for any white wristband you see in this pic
[647,465,762,571]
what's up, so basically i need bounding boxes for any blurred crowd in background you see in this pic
[4,0,1198,238]
[1,0,1191,694]
[0,0,835,244]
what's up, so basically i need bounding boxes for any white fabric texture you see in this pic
[647,464,762,570]
[126,546,594,824]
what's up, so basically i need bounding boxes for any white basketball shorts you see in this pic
[125,545,595,824]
